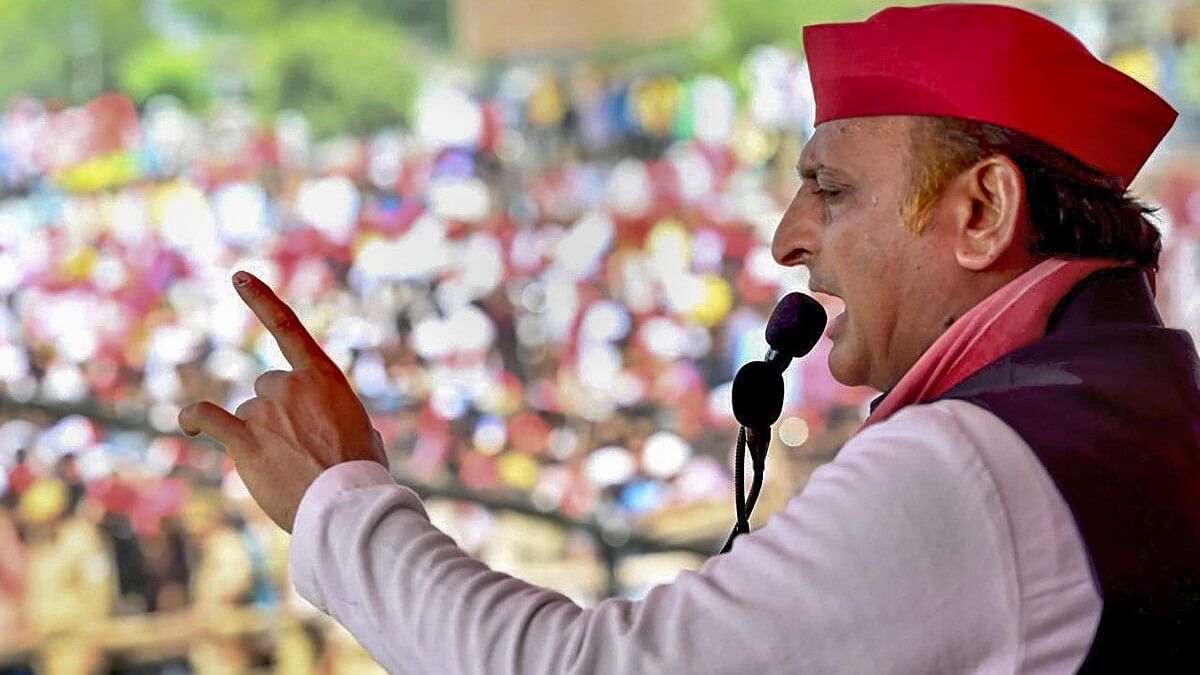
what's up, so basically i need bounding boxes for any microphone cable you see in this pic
[720,425,771,553]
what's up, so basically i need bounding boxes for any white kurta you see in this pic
[288,399,1102,674]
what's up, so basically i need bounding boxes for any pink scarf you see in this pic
[861,257,1140,429]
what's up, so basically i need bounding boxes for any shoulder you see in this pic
[850,398,1020,457]
[821,399,1024,517]
[834,398,1067,518]
[720,400,1028,672]
[827,398,1081,592]
[827,399,1101,673]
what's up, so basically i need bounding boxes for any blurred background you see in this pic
[0,0,1197,673]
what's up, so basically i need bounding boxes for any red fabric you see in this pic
[862,258,1133,429]
[803,3,1177,187]
[83,93,140,156]
[6,464,38,496]
[87,475,140,515]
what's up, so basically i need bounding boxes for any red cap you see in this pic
[803,3,1177,187]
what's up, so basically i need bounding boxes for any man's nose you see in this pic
[771,190,820,267]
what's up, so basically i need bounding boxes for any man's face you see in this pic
[772,116,953,391]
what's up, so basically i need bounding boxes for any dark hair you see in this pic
[907,117,1162,268]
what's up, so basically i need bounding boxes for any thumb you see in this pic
[179,401,250,449]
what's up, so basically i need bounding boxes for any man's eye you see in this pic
[814,187,841,199]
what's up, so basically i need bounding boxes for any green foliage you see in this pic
[0,0,155,105]
[350,0,450,45]
[714,0,912,54]
[562,0,924,94]
[0,0,70,102]
[169,0,430,136]
[250,7,420,137]
[1180,40,1200,110]
[175,0,449,45]
[682,0,924,84]
[119,40,213,110]
[0,0,430,136]
[171,0,285,32]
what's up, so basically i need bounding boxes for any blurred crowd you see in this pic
[0,408,729,675]
[0,49,878,672]
[0,409,452,675]
[0,48,871,527]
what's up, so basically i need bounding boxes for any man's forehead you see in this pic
[797,116,913,175]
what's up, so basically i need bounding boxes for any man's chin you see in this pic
[827,343,869,388]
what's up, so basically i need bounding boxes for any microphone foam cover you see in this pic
[766,293,828,359]
[732,361,785,428]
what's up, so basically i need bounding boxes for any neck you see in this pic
[879,261,1038,391]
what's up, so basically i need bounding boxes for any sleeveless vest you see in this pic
[938,268,1200,672]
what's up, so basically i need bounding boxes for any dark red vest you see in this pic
[938,268,1200,672]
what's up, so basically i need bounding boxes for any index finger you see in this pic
[233,271,330,370]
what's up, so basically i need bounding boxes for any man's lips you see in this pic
[808,282,840,300]
[808,284,845,314]
[808,283,846,339]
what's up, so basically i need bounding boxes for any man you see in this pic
[180,4,1198,673]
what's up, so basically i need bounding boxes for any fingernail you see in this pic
[233,272,250,287]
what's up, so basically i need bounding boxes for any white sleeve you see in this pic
[288,401,1097,674]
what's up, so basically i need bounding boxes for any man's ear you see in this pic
[948,155,1027,271]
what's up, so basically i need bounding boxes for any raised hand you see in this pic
[178,271,388,532]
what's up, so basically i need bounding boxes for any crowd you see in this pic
[0,49,871,526]
[0,50,874,672]
[0,411,456,675]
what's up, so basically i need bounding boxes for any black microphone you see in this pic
[722,292,827,553]
[764,292,828,370]
[732,293,827,428]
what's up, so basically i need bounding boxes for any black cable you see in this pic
[720,427,749,553]
[744,428,769,516]
[721,426,772,554]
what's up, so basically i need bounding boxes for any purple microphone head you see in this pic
[765,293,828,359]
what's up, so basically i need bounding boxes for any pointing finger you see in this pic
[179,401,250,449]
[233,271,329,370]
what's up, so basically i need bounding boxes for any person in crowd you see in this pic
[53,455,85,516]
[0,496,28,645]
[21,480,115,675]
[185,491,261,675]
[6,451,38,499]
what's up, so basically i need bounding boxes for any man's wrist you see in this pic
[289,459,420,611]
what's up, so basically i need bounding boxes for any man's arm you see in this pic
[178,273,1094,673]
[288,403,1037,675]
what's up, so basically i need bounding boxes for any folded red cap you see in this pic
[803,3,1177,187]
